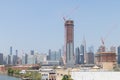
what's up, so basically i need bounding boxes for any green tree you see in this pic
[67,75,73,80]
[7,68,14,76]
[62,75,68,80]
[14,70,20,75]
[31,72,41,80]
[22,71,41,80]
[24,72,32,78]
[62,75,73,80]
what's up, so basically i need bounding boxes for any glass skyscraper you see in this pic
[80,44,84,64]
[75,47,80,64]
[0,53,3,65]
[118,46,120,64]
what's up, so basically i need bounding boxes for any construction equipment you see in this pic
[62,5,79,21]
[101,24,118,45]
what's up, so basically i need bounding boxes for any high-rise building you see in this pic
[13,55,17,65]
[25,53,28,64]
[80,44,84,64]
[36,53,47,64]
[27,54,36,64]
[48,49,61,61]
[56,49,61,61]
[65,20,74,67]
[15,50,18,65]
[75,44,85,65]
[0,53,3,65]
[30,50,34,55]
[86,52,94,64]
[9,46,13,65]
[48,49,51,60]
[50,51,56,61]
[7,55,11,65]
[118,46,120,64]
[22,54,25,65]
[3,56,7,65]
[10,46,12,55]
[75,47,80,64]
[16,50,18,56]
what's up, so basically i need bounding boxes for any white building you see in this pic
[36,53,47,64]
[71,71,120,80]
[27,54,36,64]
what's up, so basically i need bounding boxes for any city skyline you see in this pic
[0,0,120,54]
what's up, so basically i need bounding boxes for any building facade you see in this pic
[48,49,61,61]
[0,53,3,65]
[27,54,36,64]
[118,46,120,64]
[36,53,47,64]
[7,55,11,65]
[75,47,80,64]
[39,69,56,80]
[95,52,116,70]
[25,53,28,64]
[22,54,25,65]
[10,46,13,55]
[65,20,74,67]
[13,55,17,65]
[80,44,85,64]
[86,52,94,64]
[30,50,34,55]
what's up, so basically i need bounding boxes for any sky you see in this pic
[0,0,120,55]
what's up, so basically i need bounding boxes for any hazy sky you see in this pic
[0,0,120,55]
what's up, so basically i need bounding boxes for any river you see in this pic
[0,74,21,80]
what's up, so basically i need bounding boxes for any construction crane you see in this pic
[101,37,105,45]
[101,24,118,46]
[62,5,79,21]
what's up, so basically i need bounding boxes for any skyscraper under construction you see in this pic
[64,20,75,67]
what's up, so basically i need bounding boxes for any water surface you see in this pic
[0,74,21,80]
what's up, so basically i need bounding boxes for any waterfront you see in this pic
[0,74,21,80]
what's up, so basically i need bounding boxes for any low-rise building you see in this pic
[71,71,120,80]
[0,65,5,72]
[95,52,116,70]
[39,69,56,80]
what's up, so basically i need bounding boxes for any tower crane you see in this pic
[101,24,118,46]
[62,5,79,21]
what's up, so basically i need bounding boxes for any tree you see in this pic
[62,75,73,80]
[30,71,41,80]
[14,69,20,75]
[62,75,68,80]
[67,75,73,80]
[8,68,14,76]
